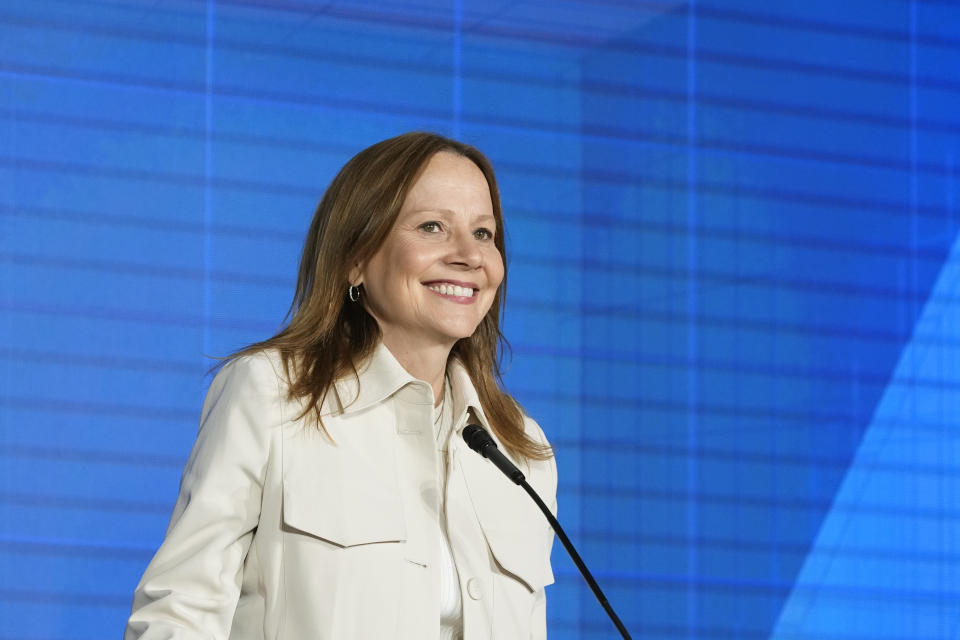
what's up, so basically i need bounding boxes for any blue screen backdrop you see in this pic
[1,1,959,638]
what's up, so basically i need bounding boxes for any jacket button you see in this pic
[466,578,483,600]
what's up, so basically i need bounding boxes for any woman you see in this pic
[125,132,557,639]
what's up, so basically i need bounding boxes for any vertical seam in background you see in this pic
[949,128,957,639]
[203,0,215,361]
[909,0,919,325]
[908,3,924,637]
[0,76,12,416]
[948,114,957,638]
[452,0,463,139]
[1,78,11,429]
[685,1,700,637]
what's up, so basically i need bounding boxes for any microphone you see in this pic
[461,424,633,640]
[462,424,526,485]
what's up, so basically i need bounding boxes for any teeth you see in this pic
[428,283,474,297]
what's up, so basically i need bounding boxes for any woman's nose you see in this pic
[448,229,482,269]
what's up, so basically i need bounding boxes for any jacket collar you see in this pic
[332,342,417,414]
[447,357,492,434]
[332,342,489,432]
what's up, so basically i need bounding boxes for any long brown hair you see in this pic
[231,132,551,462]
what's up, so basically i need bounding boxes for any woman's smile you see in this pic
[423,280,479,303]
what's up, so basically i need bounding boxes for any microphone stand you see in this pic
[462,424,632,639]
[519,477,633,640]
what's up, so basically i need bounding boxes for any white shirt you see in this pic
[435,377,463,640]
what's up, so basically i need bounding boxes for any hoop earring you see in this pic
[348,284,361,302]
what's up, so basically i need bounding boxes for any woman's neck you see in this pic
[380,337,453,406]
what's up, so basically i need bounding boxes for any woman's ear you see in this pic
[348,262,363,286]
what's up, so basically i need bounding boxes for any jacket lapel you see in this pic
[447,362,555,592]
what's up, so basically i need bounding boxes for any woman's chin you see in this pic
[435,325,484,347]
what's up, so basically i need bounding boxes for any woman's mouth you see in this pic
[424,281,478,301]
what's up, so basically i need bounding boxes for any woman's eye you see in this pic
[474,228,494,241]
[420,221,442,233]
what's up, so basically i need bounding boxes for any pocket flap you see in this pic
[457,439,556,592]
[483,525,555,592]
[281,420,406,547]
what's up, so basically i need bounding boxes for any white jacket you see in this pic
[125,343,557,639]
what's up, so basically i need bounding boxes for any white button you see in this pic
[466,577,483,600]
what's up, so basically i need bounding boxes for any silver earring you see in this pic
[348,284,361,302]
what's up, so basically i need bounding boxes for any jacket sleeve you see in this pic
[124,355,282,640]
[526,416,558,640]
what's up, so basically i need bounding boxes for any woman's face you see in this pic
[353,151,505,354]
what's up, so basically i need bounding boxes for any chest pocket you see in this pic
[482,523,555,592]
[457,442,556,592]
[280,410,406,547]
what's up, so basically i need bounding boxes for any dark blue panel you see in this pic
[3,1,960,638]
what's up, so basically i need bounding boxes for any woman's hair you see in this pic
[231,131,551,462]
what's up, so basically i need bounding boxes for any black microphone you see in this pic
[462,424,526,485]
[461,423,633,640]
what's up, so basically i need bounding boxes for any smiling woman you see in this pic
[124,132,557,640]
[353,151,506,390]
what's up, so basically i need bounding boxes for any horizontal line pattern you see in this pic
[5,105,958,182]
[6,247,958,305]
[4,68,959,156]
[4,8,960,90]
[5,341,958,393]
[3,1,959,640]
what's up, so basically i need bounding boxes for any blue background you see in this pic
[2,1,960,638]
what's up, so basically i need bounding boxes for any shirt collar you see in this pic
[332,342,418,414]
[446,357,490,433]
[332,342,487,431]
